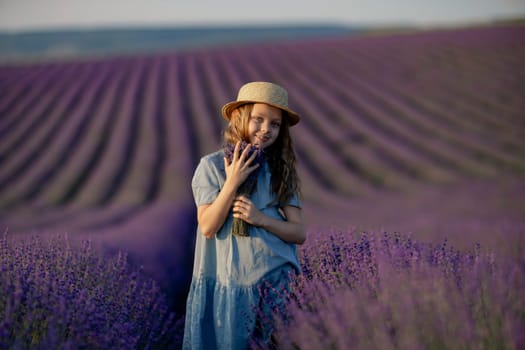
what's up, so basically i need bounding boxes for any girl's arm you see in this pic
[198,142,259,238]
[233,196,306,244]
[197,183,236,239]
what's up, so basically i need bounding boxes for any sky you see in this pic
[1,0,525,32]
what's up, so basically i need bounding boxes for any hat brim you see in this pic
[221,101,300,126]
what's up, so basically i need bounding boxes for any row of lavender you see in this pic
[0,232,183,348]
[253,228,525,349]
[1,25,524,234]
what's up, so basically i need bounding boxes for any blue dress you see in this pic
[183,150,301,350]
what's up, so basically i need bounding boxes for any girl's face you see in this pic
[247,103,282,149]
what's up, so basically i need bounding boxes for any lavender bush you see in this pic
[252,229,525,350]
[224,141,264,236]
[0,232,183,349]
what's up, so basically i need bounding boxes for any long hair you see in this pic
[223,104,300,206]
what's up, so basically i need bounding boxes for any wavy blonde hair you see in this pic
[223,104,300,206]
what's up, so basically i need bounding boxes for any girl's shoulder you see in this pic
[200,149,225,166]
[196,149,226,175]
[192,149,226,185]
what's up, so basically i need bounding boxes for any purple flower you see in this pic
[0,233,182,349]
[223,141,264,236]
[249,229,525,349]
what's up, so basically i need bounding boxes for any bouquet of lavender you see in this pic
[224,141,264,236]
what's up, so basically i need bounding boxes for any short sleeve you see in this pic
[191,157,221,206]
[286,192,302,209]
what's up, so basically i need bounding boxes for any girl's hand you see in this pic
[232,195,264,227]
[224,141,259,190]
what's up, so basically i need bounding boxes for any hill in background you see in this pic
[0,24,366,62]
[2,18,523,63]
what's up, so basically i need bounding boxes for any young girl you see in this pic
[183,81,305,350]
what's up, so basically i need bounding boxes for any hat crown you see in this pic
[236,81,289,107]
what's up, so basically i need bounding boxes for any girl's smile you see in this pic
[248,103,282,149]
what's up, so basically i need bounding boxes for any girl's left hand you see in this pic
[232,195,263,226]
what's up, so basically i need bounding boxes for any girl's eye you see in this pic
[272,122,281,128]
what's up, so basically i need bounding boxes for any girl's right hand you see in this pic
[224,141,259,190]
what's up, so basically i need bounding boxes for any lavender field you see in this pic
[1,23,525,348]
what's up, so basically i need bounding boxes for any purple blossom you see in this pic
[250,229,525,349]
[0,232,183,349]
[223,141,264,236]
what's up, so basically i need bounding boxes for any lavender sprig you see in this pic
[224,141,264,236]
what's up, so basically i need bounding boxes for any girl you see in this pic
[183,81,306,350]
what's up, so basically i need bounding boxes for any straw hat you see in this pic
[221,81,300,126]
